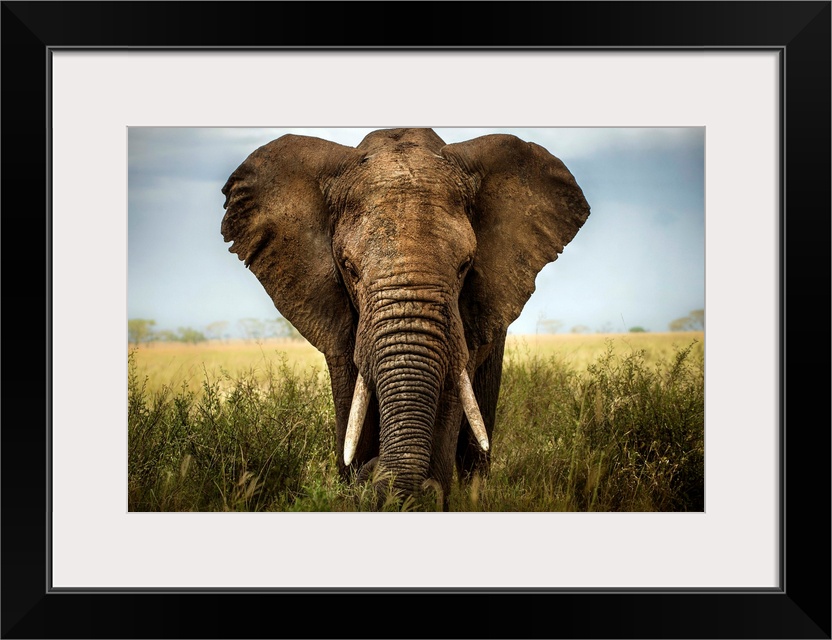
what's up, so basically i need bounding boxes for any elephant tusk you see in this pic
[459,371,490,453]
[344,373,371,466]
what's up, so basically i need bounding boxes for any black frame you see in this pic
[2,2,829,638]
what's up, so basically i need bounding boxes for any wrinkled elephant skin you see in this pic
[221,128,590,508]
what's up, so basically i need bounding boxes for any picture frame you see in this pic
[3,2,829,638]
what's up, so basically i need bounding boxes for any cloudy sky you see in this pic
[128,127,704,338]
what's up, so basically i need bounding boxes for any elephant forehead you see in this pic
[353,138,468,187]
[336,202,475,272]
[352,201,473,246]
[332,151,476,260]
[336,155,470,219]
[363,156,463,190]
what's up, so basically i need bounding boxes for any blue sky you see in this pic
[128,127,704,338]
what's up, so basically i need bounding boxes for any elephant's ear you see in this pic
[442,134,590,346]
[221,135,361,357]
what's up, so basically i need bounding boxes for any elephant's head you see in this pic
[221,128,590,505]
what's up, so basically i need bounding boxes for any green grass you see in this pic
[128,335,704,512]
[471,340,705,511]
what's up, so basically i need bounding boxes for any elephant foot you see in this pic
[421,478,448,512]
[354,458,403,511]
[354,458,448,511]
[356,456,380,484]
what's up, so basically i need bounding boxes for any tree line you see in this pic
[127,317,302,346]
[535,309,704,335]
[129,309,704,345]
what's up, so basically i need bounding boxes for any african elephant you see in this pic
[221,128,590,508]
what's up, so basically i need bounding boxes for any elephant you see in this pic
[221,128,590,508]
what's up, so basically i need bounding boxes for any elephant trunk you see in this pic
[374,338,444,493]
[363,299,451,495]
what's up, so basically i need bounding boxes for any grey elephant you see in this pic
[221,128,590,508]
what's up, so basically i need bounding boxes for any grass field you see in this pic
[128,332,704,512]
[130,339,328,394]
[132,332,703,394]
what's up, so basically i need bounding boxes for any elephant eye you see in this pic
[458,257,473,279]
[343,259,359,281]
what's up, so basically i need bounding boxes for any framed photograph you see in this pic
[3,2,829,638]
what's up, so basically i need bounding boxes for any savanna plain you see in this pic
[129,332,704,512]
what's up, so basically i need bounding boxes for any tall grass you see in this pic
[129,353,333,511]
[468,340,704,511]
[128,339,704,512]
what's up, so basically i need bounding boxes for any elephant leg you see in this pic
[455,331,506,482]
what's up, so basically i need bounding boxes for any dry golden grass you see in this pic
[130,332,703,394]
[130,339,327,394]
[506,332,704,373]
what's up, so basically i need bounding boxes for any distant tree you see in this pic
[597,322,614,334]
[239,318,266,342]
[688,309,704,330]
[177,327,206,344]
[669,309,704,332]
[629,326,648,333]
[205,321,229,342]
[536,312,563,335]
[570,324,590,334]
[271,317,302,340]
[128,318,156,346]
[155,329,178,342]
